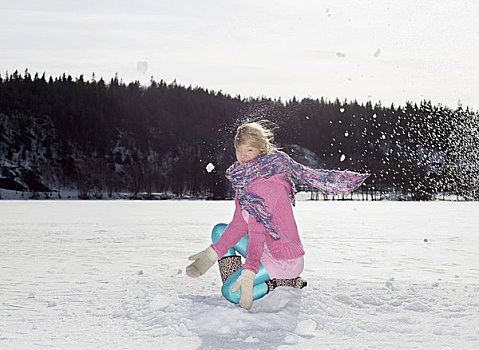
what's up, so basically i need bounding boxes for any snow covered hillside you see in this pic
[1,201,478,349]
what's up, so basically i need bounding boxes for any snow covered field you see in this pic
[1,200,478,349]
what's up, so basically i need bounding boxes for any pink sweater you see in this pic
[212,174,305,274]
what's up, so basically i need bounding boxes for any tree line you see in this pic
[0,69,478,200]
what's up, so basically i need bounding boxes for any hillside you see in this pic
[1,70,478,200]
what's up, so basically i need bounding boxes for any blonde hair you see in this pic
[234,120,276,154]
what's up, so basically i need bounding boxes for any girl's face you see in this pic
[236,143,261,164]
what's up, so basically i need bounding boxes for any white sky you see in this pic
[1,0,479,110]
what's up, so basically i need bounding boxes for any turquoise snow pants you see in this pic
[211,223,270,304]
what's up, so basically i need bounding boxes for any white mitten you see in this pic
[231,269,256,310]
[186,246,218,277]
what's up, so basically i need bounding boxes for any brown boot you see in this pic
[265,277,307,293]
[218,255,242,283]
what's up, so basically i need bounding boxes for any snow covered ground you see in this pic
[1,200,478,349]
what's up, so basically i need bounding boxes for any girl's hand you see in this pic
[231,269,255,310]
[186,246,218,277]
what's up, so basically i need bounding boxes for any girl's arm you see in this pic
[242,181,281,273]
[211,198,247,258]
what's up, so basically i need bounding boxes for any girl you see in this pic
[186,121,368,310]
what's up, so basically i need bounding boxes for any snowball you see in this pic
[295,319,317,336]
[284,334,301,344]
[385,278,398,291]
[244,336,259,343]
[344,131,349,137]
[206,163,215,173]
[339,108,345,113]
[340,154,346,162]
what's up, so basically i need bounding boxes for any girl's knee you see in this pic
[221,268,269,304]
[221,269,242,304]
[211,223,228,244]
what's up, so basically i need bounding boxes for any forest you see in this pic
[0,69,478,200]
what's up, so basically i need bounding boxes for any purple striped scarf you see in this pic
[226,149,369,240]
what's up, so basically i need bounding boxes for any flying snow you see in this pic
[206,163,215,173]
[340,154,346,162]
[136,61,148,75]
